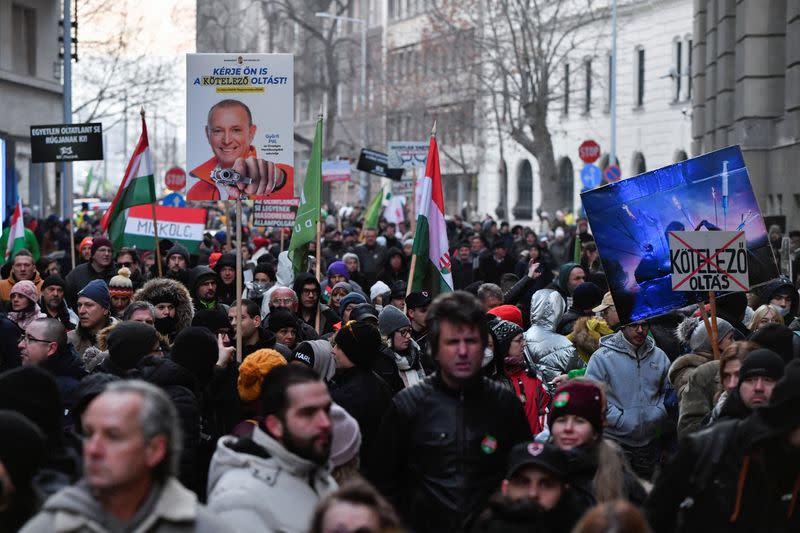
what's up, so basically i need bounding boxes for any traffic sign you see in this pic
[161,192,186,207]
[164,167,186,191]
[580,164,602,189]
[604,164,622,182]
[579,140,601,164]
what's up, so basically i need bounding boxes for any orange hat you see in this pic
[237,349,287,402]
[79,236,93,251]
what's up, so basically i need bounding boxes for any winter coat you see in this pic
[376,339,429,394]
[39,345,88,411]
[555,307,590,336]
[329,366,392,470]
[524,289,584,386]
[585,331,670,447]
[0,271,44,301]
[130,356,203,496]
[669,351,713,399]
[241,328,276,357]
[567,317,614,363]
[188,266,221,312]
[475,253,516,285]
[354,242,388,287]
[0,313,22,372]
[646,413,800,533]
[207,425,338,533]
[368,374,531,533]
[67,317,117,358]
[677,360,720,438]
[131,277,195,337]
[564,441,648,507]
[41,298,78,331]
[20,478,229,533]
[451,258,476,290]
[63,262,116,308]
[470,492,587,533]
[502,269,553,328]
[496,366,550,435]
[292,272,339,334]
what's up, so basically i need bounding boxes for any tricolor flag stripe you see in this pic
[5,199,25,260]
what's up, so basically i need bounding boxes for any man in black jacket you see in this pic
[369,291,531,533]
[64,236,116,308]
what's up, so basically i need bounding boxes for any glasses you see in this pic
[625,323,649,332]
[301,288,318,295]
[117,262,134,268]
[397,328,412,337]
[18,333,55,345]
[272,298,296,305]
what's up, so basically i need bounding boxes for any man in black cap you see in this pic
[471,441,589,532]
[39,275,77,330]
[266,308,299,351]
[405,290,432,356]
[715,349,785,421]
[163,243,191,286]
[555,281,603,335]
[647,359,800,532]
[64,236,116,308]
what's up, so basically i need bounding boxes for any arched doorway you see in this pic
[674,149,688,162]
[599,153,620,185]
[632,152,646,175]
[512,159,533,219]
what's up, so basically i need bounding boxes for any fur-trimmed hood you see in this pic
[568,317,614,363]
[668,351,713,396]
[132,277,195,332]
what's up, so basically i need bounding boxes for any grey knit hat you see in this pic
[378,304,411,337]
[676,316,734,353]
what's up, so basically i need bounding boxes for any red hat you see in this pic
[208,252,222,270]
[253,236,269,250]
[79,237,93,251]
[488,304,523,328]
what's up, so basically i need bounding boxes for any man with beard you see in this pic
[229,299,275,356]
[64,237,116,308]
[471,442,589,533]
[115,247,146,290]
[189,266,221,312]
[39,275,78,330]
[131,277,195,341]
[207,365,337,532]
[164,243,191,286]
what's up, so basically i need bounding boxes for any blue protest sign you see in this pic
[580,145,777,324]
[161,193,186,207]
[581,164,602,189]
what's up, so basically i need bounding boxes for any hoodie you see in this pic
[189,266,219,311]
[132,277,195,339]
[19,478,227,533]
[207,425,337,533]
[524,289,584,387]
[292,273,338,334]
[585,330,670,447]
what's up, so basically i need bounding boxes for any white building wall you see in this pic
[478,0,693,227]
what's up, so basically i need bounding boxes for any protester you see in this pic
[574,500,653,533]
[378,304,429,392]
[748,303,783,331]
[0,250,43,301]
[524,289,584,387]
[19,318,86,405]
[68,279,115,358]
[0,410,46,532]
[556,281,603,335]
[107,267,134,319]
[309,480,402,533]
[64,236,116,307]
[405,290,431,356]
[207,365,338,532]
[189,265,221,312]
[669,317,735,398]
[268,307,300,350]
[229,299,274,356]
[213,253,238,306]
[39,275,77,330]
[369,291,530,532]
[585,320,670,480]
[131,276,195,340]
[714,348,785,422]
[476,240,517,285]
[355,228,388,288]
[266,285,320,341]
[114,247,146,290]
[7,280,47,330]
[548,262,586,308]
[19,380,229,532]
[293,272,339,335]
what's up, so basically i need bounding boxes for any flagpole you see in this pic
[235,197,243,362]
[142,108,164,277]
[407,120,436,296]
[68,214,76,270]
[315,107,323,333]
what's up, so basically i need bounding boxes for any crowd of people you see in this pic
[0,206,798,533]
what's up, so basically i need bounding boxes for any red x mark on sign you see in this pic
[670,230,748,291]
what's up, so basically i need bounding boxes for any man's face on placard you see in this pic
[206,103,256,168]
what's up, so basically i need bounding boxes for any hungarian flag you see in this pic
[409,133,453,294]
[100,114,156,250]
[4,198,25,260]
[288,115,322,276]
[363,186,385,230]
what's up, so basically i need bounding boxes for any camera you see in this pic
[211,167,253,187]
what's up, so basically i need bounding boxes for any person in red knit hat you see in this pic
[489,304,524,328]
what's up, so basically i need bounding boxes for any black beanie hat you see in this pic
[171,327,219,386]
[166,243,190,264]
[572,282,603,312]
[0,366,62,441]
[759,359,800,430]
[334,321,382,368]
[192,309,232,333]
[267,308,298,333]
[738,349,785,383]
[42,274,66,290]
[748,324,795,364]
[0,410,45,489]
[350,303,379,323]
[107,321,159,372]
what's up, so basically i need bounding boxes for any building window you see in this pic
[686,39,693,100]
[584,59,592,114]
[563,63,570,115]
[632,152,646,175]
[495,160,508,220]
[513,160,534,219]
[635,47,645,107]
[558,157,574,211]
[674,40,682,102]
[12,4,36,76]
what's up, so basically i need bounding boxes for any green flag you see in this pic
[363,186,385,230]
[288,116,323,276]
[83,167,94,197]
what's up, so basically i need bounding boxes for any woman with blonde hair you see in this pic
[548,379,647,506]
[572,499,652,533]
[747,303,783,331]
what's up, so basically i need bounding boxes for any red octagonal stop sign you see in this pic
[164,167,186,191]
[579,140,601,164]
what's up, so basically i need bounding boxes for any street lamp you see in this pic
[315,11,369,205]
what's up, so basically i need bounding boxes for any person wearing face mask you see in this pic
[754,276,798,324]
[130,277,195,342]
[491,320,550,435]
[241,262,275,309]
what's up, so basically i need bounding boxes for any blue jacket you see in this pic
[585,331,670,447]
